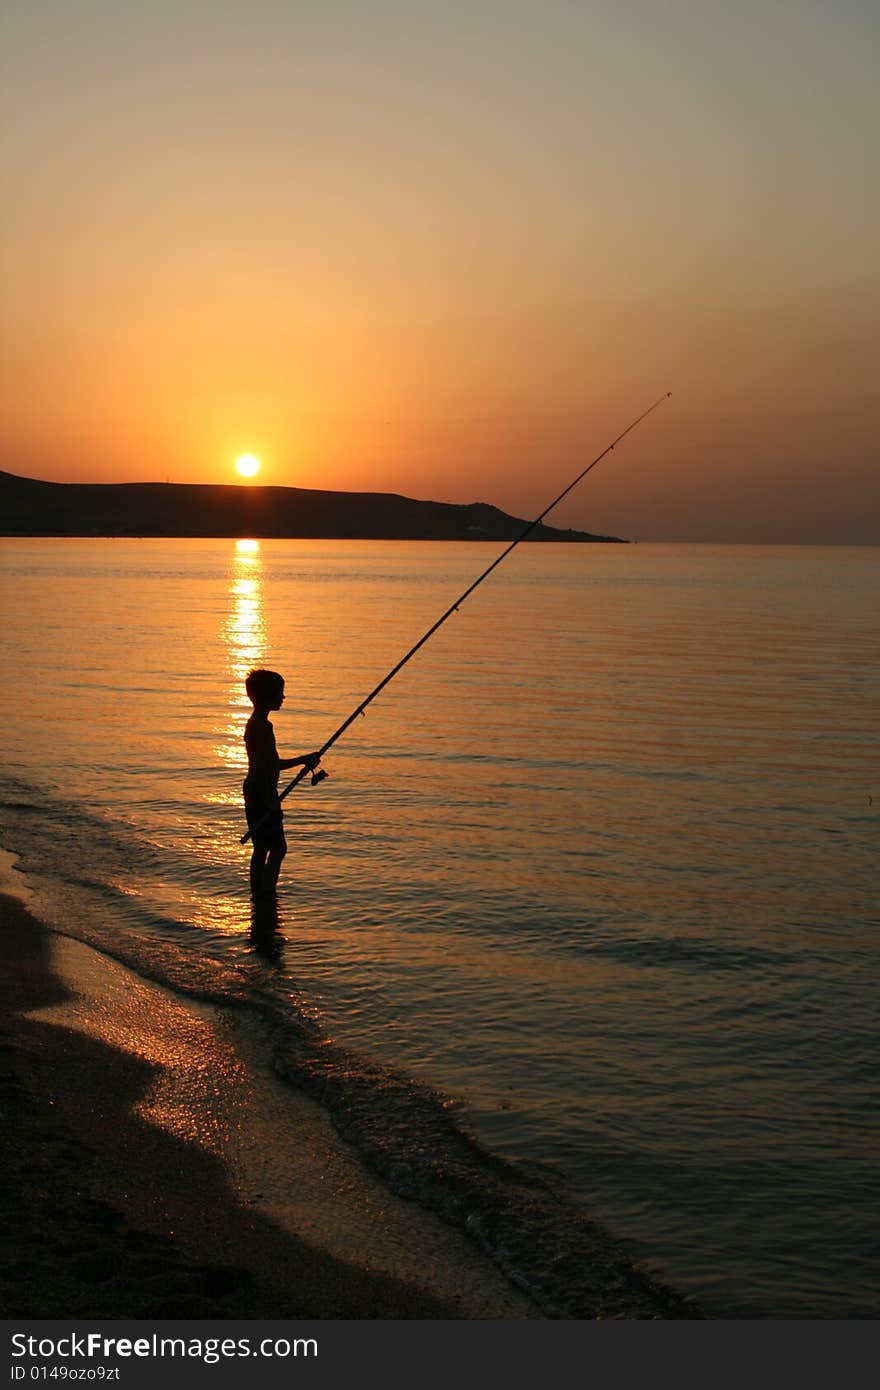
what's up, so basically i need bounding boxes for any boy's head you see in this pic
[245,668,285,710]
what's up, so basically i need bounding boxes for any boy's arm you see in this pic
[279,751,321,771]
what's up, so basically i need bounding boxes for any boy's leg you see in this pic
[249,844,269,896]
[263,840,287,894]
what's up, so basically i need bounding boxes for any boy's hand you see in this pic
[305,752,321,770]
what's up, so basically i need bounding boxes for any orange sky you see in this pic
[2,2,877,541]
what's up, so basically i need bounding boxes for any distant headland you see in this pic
[0,470,626,542]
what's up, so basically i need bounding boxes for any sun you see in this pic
[235,453,261,479]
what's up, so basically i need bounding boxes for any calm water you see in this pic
[1,537,877,1316]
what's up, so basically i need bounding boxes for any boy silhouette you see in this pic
[243,668,320,897]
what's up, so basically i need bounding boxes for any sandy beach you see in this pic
[0,892,537,1319]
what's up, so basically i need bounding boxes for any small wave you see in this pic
[582,932,792,974]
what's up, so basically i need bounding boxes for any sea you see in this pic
[0,536,877,1317]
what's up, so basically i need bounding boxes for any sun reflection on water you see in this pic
[214,539,267,773]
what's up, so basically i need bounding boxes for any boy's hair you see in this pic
[245,668,284,704]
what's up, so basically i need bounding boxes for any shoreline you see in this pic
[0,887,701,1320]
[0,893,535,1319]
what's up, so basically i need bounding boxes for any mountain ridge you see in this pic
[0,470,626,542]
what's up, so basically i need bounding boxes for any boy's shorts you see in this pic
[243,790,286,851]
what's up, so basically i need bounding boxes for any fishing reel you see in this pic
[311,767,328,786]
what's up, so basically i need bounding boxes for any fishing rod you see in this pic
[241,391,671,845]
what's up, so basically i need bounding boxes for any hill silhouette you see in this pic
[0,471,625,542]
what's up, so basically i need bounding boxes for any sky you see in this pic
[2,0,877,542]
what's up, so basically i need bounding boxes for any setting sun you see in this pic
[235,454,261,479]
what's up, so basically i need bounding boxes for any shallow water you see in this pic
[1,537,877,1315]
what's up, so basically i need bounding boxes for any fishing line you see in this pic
[241,392,671,844]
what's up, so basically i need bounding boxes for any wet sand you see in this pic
[0,893,536,1319]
